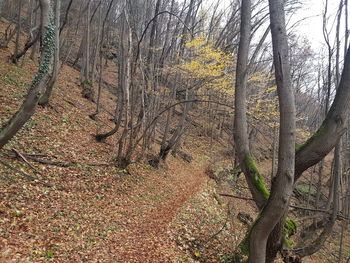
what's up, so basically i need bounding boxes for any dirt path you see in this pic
[110,165,207,263]
[0,159,208,263]
[0,33,211,262]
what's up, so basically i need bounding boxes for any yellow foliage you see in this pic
[175,37,311,139]
[177,36,235,96]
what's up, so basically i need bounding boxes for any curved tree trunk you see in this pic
[249,0,296,262]
[234,0,269,211]
[0,0,55,149]
[295,43,350,181]
[11,30,40,64]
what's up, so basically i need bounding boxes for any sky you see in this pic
[204,0,342,52]
[290,0,340,51]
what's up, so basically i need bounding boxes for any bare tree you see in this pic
[247,0,296,261]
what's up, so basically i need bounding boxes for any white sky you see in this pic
[203,0,342,52]
[289,0,340,51]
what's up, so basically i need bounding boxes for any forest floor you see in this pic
[0,25,243,262]
[0,20,348,263]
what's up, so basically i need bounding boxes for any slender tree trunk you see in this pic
[234,0,268,210]
[249,0,296,262]
[12,0,23,64]
[116,8,132,166]
[315,161,324,208]
[81,0,94,101]
[91,1,102,82]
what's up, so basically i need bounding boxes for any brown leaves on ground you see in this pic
[0,24,228,262]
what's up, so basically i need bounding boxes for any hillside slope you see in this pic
[0,32,232,262]
[0,21,348,263]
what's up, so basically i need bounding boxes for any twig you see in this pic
[203,218,228,248]
[3,151,112,167]
[63,98,77,107]
[219,193,254,201]
[22,156,112,167]
[0,159,53,188]
[220,193,350,221]
[289,205,331,214]
[12,148,40,173]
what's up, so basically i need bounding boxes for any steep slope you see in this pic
[0,24,226,262]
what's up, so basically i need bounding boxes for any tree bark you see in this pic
[295,44,350,181]
[0,0,55,149]
[249,0,296,262]
[234,0,268,210]
[39,0,61,106]
[12,0,23,64]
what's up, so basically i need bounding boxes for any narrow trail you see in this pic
[0,32,214,262]
[110,166,207,263]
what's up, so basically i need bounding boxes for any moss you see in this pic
[239,216,297,255]
[295,124,327,153]
[284,218,297,236]
[81,79,93,87]
[246,155,270,199]
[283,237,294,248]
[283,218,297,248]
[237,156,269,255]
[238,157,297,255]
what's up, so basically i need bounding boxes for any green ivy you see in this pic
[30,16,56,90]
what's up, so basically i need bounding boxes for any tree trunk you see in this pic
[39,0,61,106]
[12,0,23,64]
[0,0,55,149]
[295,44,350,181]
[249,0,296,262]
[81,0,94,101]
[234,0,268,210]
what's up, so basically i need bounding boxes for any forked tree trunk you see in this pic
[232,0,350,260]
[0,0,55,149]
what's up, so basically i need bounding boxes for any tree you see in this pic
[233,0,350,261]
[248,0,296,261]
[0,0,55,149]
[39,0,61,106]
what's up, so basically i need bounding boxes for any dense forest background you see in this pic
[0,0,350,262]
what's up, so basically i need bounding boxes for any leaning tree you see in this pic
[234,0,350,262]
[0,0,55,149]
